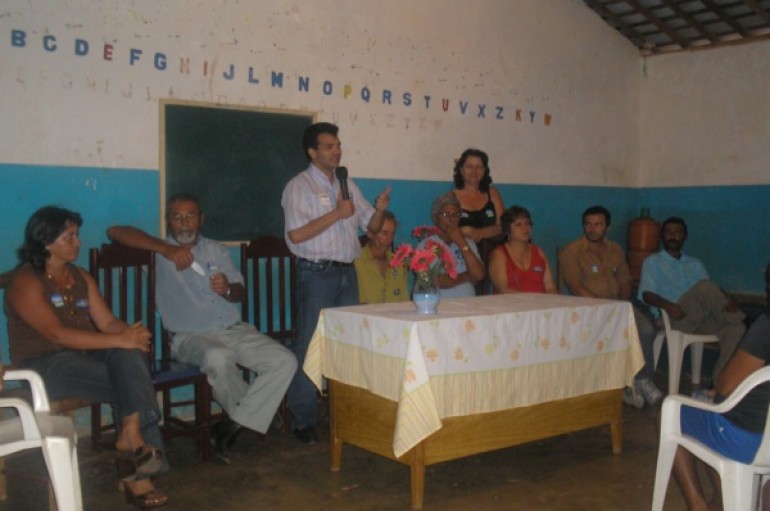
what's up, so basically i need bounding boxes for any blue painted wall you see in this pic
[2,164,769,361]
[356,179,641,261]
[0,164,160,266]
[638,186,770,292]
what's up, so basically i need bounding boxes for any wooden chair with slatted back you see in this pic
[240,235,295,430]
[555,245,565,295]
[474,234,507,295]
[88,242,211,460]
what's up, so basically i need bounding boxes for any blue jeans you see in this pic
[23,348,168,477]
[288,261,358,430]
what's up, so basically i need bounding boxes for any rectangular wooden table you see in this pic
[304,294,643,508]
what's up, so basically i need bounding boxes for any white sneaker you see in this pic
[637,378,664,406]
[623,386,644,409]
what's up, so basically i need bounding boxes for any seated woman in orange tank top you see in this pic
[488,205,557,294]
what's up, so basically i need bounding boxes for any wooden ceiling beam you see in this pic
[658,0,716,42]
[583,0,648,48]
[624,0,689,47]
[743,0,770,25]
[700,0,749,36]
[623,6,767,35]
[582,0,770,55]
[645,31,770,56]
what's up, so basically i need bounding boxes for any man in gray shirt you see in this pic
[108,193,297,464]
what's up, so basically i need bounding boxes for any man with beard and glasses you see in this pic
[108,194,297,464]
[559,205,663,407]
[638,217,745,391]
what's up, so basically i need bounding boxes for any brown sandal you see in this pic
[123,485,169,509]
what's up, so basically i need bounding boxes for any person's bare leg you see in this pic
[703,465,722,510]
[673,446,714,511]
[115,412,145,452]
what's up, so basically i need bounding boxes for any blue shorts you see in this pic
[681,406,762,464]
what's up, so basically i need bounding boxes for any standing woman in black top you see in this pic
[451,148,505,243]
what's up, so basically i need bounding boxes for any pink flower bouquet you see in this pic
[390,226,458,283]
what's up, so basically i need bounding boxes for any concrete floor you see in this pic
[1,383,696,511]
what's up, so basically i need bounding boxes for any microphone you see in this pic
[335,166,350,200]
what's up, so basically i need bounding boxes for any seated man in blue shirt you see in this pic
[108,194,297,464]
[638,217,745,386]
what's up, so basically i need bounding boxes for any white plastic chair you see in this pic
[652,309,720,394]
[0,369,83,511]
[652,365,770,511]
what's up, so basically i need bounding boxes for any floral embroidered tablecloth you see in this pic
[304,293,643,457]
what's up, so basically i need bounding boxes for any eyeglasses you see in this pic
[438,211,462,218]
[170,213,199,223]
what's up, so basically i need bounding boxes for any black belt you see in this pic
[298,258,353,270]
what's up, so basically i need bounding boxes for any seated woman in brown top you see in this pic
[451,148,505,243]
[489,205,557,294]
[4,206,169,509]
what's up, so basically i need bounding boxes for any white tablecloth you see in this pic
[305,293,643,457]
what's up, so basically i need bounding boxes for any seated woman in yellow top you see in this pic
[354,210,408,303]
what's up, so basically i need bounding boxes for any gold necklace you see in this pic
[45,266,81,321]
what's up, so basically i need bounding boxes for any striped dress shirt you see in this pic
[281,164,375,263]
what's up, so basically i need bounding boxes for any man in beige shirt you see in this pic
[559,205,662,407]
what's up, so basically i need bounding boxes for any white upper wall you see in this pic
[0,0,642,186]
[638,41,770,187]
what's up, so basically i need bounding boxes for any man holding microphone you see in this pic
[282,122,391,444]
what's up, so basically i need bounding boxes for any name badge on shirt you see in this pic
[318,193,333,207]
[533,265,545,273]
